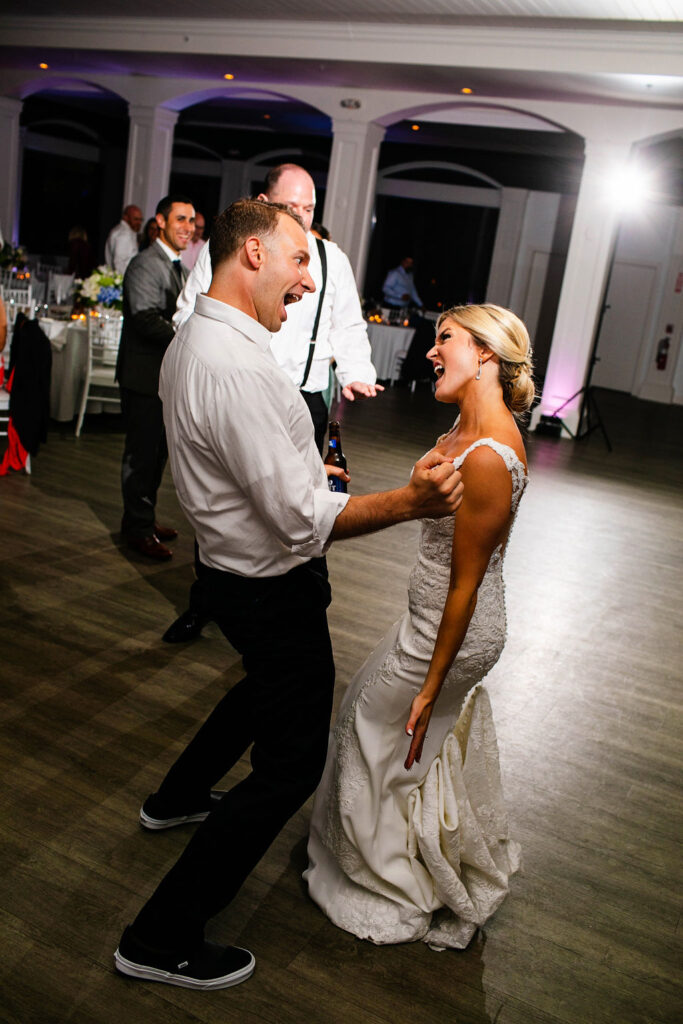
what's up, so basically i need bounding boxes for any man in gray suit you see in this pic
[116,194,195,560]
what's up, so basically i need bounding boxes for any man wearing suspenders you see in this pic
[166,163,381,642]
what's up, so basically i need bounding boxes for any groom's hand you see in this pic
[407,450,463,519]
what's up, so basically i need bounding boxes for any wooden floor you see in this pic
[0,386,681,1024]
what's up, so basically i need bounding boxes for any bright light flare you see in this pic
[606,163,657,211]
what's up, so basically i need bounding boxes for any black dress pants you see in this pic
[300,390,328,455]
[120,387,168,539]
[132,557,335,951]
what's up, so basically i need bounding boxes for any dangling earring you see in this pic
[475,356,483,381]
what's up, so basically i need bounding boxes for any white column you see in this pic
[0,97,23,245]
[123,105,178,219]
[531,138,633,435]
[323,119,385,286]
[485,188,528,306]
[218,159,249,211]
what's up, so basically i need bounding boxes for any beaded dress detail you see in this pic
[304,439,527,949]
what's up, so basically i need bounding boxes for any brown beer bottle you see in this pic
[324,420,347,493]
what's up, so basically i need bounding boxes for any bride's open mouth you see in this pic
[433,362,445,380]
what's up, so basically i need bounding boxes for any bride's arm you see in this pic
[404,446,513,769]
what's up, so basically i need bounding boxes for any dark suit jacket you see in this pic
[116,243,188,396]
[9,314,52,455]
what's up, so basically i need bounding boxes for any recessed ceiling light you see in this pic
[223,73,235,80]
[461,87,473,94]
[39,62,49,70]
[411,124,420,131]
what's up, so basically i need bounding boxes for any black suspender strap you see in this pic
[300,236,328,390]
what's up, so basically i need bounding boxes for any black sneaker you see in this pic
[114,926,254,990]
[139,790,226,831]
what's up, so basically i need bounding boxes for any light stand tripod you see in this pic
[549,228,618,453]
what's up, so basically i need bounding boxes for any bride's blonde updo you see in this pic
[437,303,535,417]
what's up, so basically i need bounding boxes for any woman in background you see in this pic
[139,217,159,251]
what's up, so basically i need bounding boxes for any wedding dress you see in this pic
[305,438,527,949]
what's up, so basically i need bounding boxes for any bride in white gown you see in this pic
[305,303,534,950]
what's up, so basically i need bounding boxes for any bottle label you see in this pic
[328,476,347,493]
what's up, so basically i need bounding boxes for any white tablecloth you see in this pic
[40,318,121,422]
[367,323,415,383]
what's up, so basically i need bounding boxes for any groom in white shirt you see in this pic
[166,162,384,643]
[114,199,463,992]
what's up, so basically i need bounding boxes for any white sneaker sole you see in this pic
[114,948,255,990]
[139,808,210,830]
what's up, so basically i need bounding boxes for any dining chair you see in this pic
[75,314,123,437]
[6,286,34,328]
[47,271,75,305]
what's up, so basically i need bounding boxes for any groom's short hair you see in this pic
[209,199,304,272]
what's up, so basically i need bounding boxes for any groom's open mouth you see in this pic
[279,291,302,322]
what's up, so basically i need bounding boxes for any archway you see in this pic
[164,85,332,224]
[18,77,128,262]
[365,99,584,375]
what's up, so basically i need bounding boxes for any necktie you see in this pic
[171,259,183,290]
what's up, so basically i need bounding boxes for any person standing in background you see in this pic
[116,194,195,561]
[383,256,422,309]
[67,226,94,279]
[139,218,159,252]
[105,205,144,274]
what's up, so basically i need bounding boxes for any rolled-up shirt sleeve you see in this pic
[207,365,348,556]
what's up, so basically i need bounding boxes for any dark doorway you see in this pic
[168,172,221,234]
[364,194,499,310]
[19,149,104,260]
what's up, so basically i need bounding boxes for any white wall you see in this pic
[588,203,681,402]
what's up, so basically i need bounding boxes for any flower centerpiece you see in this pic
[0,241,28,272]
[75,265,123,312]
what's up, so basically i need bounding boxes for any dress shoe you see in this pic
[162,609,208,643]
[127,535,173,561]
[139,790,226,830]
[154,522,178,542]
[114,926,255,989]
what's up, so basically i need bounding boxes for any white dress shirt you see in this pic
[174,235,377,393]
[159,294,349,577]
[104,220,139,275]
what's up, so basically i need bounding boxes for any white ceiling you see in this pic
[8,0,683,20]
[0,2,681,125]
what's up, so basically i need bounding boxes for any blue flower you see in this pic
[97,285,122,307]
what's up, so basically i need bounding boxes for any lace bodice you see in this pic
[408,438,527,657]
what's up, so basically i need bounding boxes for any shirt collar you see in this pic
[194,293,273,351]
[155,237,181,262]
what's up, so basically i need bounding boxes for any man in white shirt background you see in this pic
[114,198,463,992]
[166,163,384,643]
[104,204,143,274]
[382,255,423,309]
[181,210,205,271]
